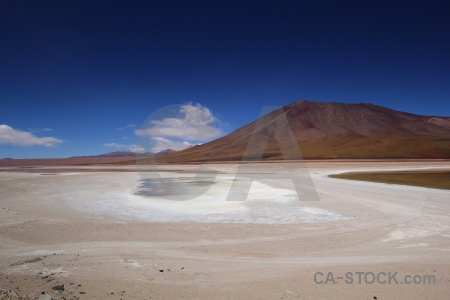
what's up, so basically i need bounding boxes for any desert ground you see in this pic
[0,161,449,299]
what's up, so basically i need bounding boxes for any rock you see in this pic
[159,269,164,272]
[52,284,65,291]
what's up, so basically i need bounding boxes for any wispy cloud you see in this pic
[0,124,63,147]
[115,124,137,131]
[29,127,54,133]
[135,103,222,153]
[104,142,145,153]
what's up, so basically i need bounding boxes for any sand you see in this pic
[0,161,449,299]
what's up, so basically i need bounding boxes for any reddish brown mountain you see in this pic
[157,100,450,162]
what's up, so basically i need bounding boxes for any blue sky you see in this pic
[1,0,450,158]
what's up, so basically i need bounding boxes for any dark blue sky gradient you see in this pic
[1,1,450,158]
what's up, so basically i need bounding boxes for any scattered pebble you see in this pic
[52,284,65,291]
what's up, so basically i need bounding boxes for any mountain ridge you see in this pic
[155,100,450,162]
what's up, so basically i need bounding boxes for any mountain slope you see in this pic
[155,100,450,162]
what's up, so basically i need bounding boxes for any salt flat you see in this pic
[0,161,449,299]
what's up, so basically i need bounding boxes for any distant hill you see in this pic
[0,150,177,167]
[71,149,176,158]
[154,149,177,156]
[71,151,149,158]
[155,100,450,162]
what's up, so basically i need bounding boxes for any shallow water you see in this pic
[134,177,216,201]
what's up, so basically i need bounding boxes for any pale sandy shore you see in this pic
[0,161,449,299]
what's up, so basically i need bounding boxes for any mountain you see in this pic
[156,100,450,162]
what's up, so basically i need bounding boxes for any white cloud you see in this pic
[150,137,195,153]
[129,144,145,153]
[180,103,215,126]
[135,103,222,153]
[0,124,63,147]
[104,142,124,148]
[135,103,222,142]
[104,142,145,153]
